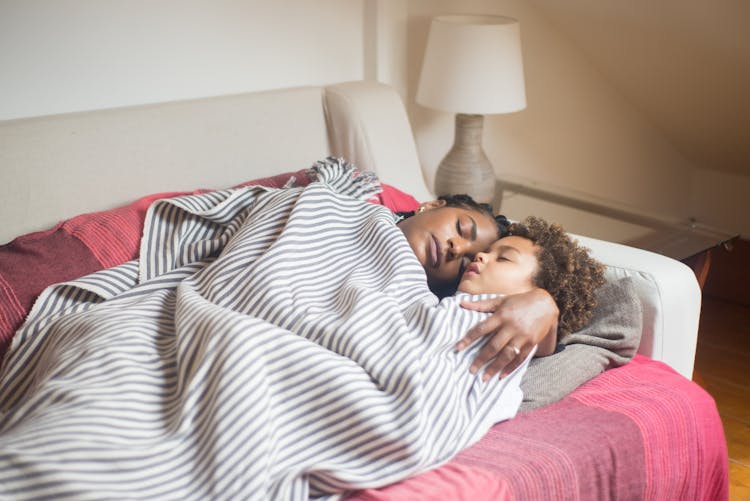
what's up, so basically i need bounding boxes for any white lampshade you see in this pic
[416,15,527,115]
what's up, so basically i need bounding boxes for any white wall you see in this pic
[363,0,409,98]
[691,169,750,237]
[1,0,742,243]
[0,0,366,120]
[406,0,701,244]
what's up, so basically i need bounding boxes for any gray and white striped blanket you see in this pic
[0,160,528,500]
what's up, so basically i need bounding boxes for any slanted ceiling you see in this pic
[530,0,750,177]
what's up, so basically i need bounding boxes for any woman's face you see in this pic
[397,201,499,296]
[457,236,539,296]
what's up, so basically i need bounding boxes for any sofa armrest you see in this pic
[574,235,701,379]
[324,81,434,202]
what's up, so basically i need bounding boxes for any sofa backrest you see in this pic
[1,81,434,244]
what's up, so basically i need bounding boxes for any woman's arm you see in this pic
[455,288,558,381]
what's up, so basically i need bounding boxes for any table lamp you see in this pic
[416,15,527,205]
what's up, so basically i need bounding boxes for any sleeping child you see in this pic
[455,216,606,361]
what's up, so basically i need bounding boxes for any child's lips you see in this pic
[463,262,480,277]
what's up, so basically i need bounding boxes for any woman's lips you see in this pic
[429,234,441,268]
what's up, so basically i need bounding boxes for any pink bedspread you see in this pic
[349,355,728,500]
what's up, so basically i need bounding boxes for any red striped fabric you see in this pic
[0,273,25,323]
[0,273,25,355]
[571,355,729,501]
[349,463,510,501]
[61,191,189,269]
[0,228,103,360]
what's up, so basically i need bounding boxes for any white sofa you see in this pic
[0,80,701,378]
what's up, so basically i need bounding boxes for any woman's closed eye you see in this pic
[456,217,477,240]
[456,219,467,238]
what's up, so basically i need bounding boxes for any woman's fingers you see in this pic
[455,298,507,351]
[456,289,560,381]
[459,297,503,313]
[457,297,522,378]
[482,343,527,381]
[455,313,503,351]
[468,328,513,373]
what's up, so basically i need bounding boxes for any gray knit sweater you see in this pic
[519,276,643,412]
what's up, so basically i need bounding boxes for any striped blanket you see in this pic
[0,160,528,500]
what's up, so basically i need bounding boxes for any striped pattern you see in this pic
[0,159,528,500]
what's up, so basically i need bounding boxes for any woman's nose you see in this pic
[447,237,471,259]
[448,238,466,257]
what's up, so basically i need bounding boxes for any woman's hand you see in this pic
[455,288,559,381]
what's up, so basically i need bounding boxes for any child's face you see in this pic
[457,236,538,296]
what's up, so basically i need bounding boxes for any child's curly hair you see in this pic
[508,216,606,339]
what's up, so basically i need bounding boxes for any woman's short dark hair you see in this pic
[397,194,510,238]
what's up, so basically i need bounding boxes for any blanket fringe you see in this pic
[307,157,382,201]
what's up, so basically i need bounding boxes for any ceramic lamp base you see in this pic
[433,113,496,206]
